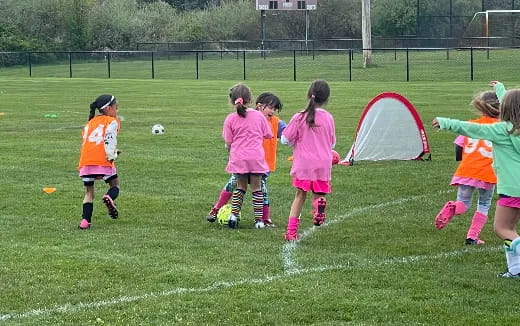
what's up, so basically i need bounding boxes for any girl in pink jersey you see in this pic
[281,80,336,241]
[222,84,273,229]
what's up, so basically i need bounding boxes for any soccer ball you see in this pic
[152,124,165,135]
[217,204,233,226]
[332,150,340,165]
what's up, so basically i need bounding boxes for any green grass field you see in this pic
[1,77,520,325]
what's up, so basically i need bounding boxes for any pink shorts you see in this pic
[79,165,117,181]
[292,177,331,194]
[497,195,520,208]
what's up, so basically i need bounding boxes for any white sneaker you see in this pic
[497,271,520,278]
[254,219,265,229]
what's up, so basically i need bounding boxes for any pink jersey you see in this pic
[282,108,336,181]
[222,108,272,174]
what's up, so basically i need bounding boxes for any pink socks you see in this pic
[466,211,488,241]
[215,190,232,209]
[284,217,300,241]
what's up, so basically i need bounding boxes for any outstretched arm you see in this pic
[433,117,507,143]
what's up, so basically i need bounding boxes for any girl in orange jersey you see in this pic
[434,88,500,244]
[78,94,121,229]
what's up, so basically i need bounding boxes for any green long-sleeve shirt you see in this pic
[437,117,520,197]
[494,82,506,102]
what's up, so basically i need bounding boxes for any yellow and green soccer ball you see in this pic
[217,204,233,226]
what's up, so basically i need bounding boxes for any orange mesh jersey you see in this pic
[263,115,279,171]
[454,116,498,184]
[78,115,120,169]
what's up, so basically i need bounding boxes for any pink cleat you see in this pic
[284,230,299,241]
[102,194,118,219]
[312,197,327,226]
[79,219,91,229]
[434,201,456,230]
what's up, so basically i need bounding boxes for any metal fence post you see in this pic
[348,49,352,81]
[293,50,296,81]
[196,51,199,80]
[406,48,410,82]
[470,47,474,81]
[243,51,246,80]
[151,52,155,79]
[69,52,72,78]
[107,52,111,78]
[27,52,32,77]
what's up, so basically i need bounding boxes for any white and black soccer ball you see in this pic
[151,124,165,135]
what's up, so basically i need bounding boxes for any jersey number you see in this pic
[465,138,492,158]
[83,124,105,145]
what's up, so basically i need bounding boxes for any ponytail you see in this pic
[229,83,252,118]
[236,103,247,118]
[88,102,97,121]
[302,97,317,128]
[301,80,330,128]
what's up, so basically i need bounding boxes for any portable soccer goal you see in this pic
[463,10,520,46]
[341,92,431,166]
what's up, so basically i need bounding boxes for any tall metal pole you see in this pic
[305,10,309,52]
[261,10,265,55]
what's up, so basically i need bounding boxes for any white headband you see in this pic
[100,96,115,111]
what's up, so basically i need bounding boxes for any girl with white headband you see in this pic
[77,94,121,229]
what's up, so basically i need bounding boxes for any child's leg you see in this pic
[466,187,494,243]
[80,183,95,229]
[285,188,307,241]
[103,177,119,219]
[494,206,520,277]
[250,175,264,227]
[228,175,247,229]
[207,175,235,222]
[311,193,327,226]
[261,174,274,226]
[435,185,471,230]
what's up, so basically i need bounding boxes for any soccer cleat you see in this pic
[254,219,265,229]
[228,214,239,229]
[206,207,219,223]
[102,194,118,219]
[263,218,276,227]
[312,197,327,226]
[284,229,299,241]
[79,219,91,229]
[434,201,456,230]
[465,238,485,245]
[497,271,520,278]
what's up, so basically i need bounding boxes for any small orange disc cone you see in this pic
[43,187,57,194]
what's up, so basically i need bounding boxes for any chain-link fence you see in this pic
[1,47,518,82]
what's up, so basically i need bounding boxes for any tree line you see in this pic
[0,0,508,51]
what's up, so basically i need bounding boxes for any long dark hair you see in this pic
[229,84,252,118]
[500,89,520,135]
[301,80,330,128]
[89,94,117,121]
